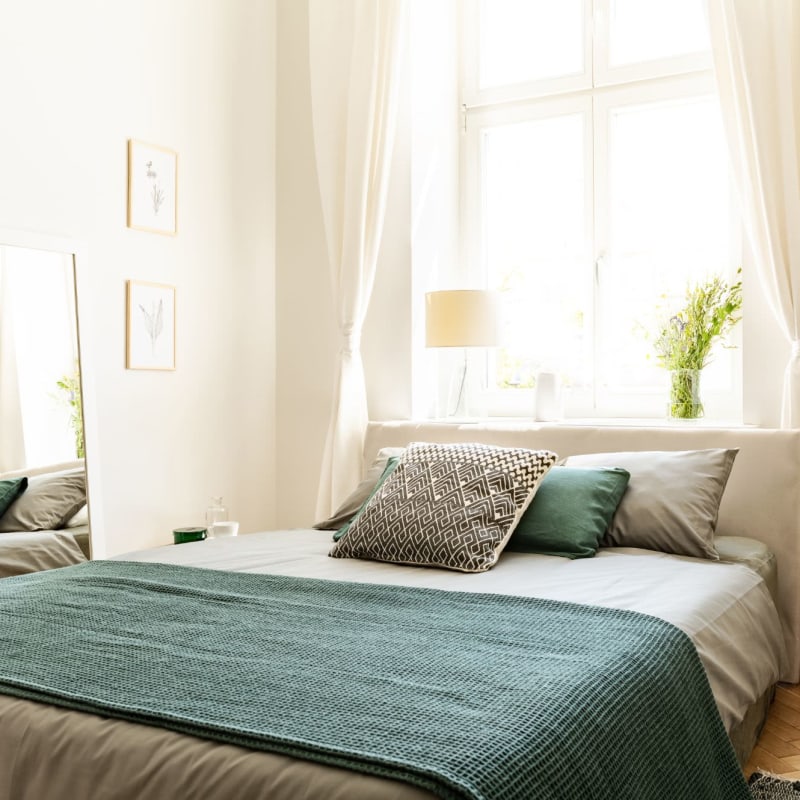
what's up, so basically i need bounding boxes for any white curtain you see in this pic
[0,252,26,472]
[707,0,800,426]
[309,0,407,516]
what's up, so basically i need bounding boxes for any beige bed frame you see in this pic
[365,421,800,682]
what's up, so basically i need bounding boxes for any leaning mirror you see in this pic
[0,229,103,564]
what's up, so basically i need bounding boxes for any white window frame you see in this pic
[458,1,742,421]
[461,0,593,110]
[592,0,714,87]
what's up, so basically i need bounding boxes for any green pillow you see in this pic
[505,466,630,559]
[333,456,401,542]
[0,477,28,519]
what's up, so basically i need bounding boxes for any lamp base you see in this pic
[443,349,487,420]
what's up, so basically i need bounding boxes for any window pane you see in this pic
[479,0,584,89]
[483,113,590,389]
[609,0,710,67]
[599,95,737,393]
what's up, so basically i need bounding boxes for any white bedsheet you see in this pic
[121,529,786,733]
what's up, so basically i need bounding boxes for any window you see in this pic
[460,0,740,419]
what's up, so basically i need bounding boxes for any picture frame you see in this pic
[126,280,176,371]
[127,140,178,235]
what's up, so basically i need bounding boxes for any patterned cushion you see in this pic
[329,442,557,573]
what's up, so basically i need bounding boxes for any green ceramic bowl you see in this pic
[172,527,207,545]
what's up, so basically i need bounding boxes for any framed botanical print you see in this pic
[127,140,178,235]
[126,280,176,370]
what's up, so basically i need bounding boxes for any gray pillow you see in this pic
[313,447,405,530]
[562,449,738,560]
[0,468,86,533]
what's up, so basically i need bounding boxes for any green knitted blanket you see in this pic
[0,560,750,800]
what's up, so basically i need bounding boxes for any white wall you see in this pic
[0,0,277,555]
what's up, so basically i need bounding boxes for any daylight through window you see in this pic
[460,0,741,419]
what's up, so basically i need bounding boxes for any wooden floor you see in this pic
[745,684,800,779]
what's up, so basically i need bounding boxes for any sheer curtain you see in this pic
[309,0,407,517]
[707,0,800,426]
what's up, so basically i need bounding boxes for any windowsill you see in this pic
[414,416,753,430]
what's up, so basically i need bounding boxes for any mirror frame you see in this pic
[0,228,105,559]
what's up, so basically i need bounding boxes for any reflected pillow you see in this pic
[63,504,89,529]
[563,449,738,560]
[506,466,630,559]
[0,478,27,520]
[313,447,405,530]
[0,469,86,533]
[330,441,557,573]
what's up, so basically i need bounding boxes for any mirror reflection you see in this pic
[0,244,90,560]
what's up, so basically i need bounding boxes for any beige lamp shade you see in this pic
[425,290,500,348]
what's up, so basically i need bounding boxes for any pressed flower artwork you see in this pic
[127,140,177,235]
[126,280,176,370]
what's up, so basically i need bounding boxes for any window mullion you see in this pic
[590,91,608,414]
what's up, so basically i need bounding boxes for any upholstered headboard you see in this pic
[365,421,800,680]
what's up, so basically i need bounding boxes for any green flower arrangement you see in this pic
[653,271,742,419]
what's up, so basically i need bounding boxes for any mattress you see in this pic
[0,530,784,800]
[122,530,785,735]
[716,534,778,605]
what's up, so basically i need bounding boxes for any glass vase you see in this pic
[668,369,703,420]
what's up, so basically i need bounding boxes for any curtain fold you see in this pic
[707,0,800,426]
[309,0,407,517]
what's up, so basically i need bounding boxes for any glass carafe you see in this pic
[205,496,228,536]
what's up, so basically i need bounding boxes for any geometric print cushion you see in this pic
[329,442,558,573]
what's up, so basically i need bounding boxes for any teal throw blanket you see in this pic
[0,561,750,800]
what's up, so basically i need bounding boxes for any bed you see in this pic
[0,423,796,799]
[362,422,800,676]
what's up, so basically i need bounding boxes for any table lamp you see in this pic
[425,289,500,418]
